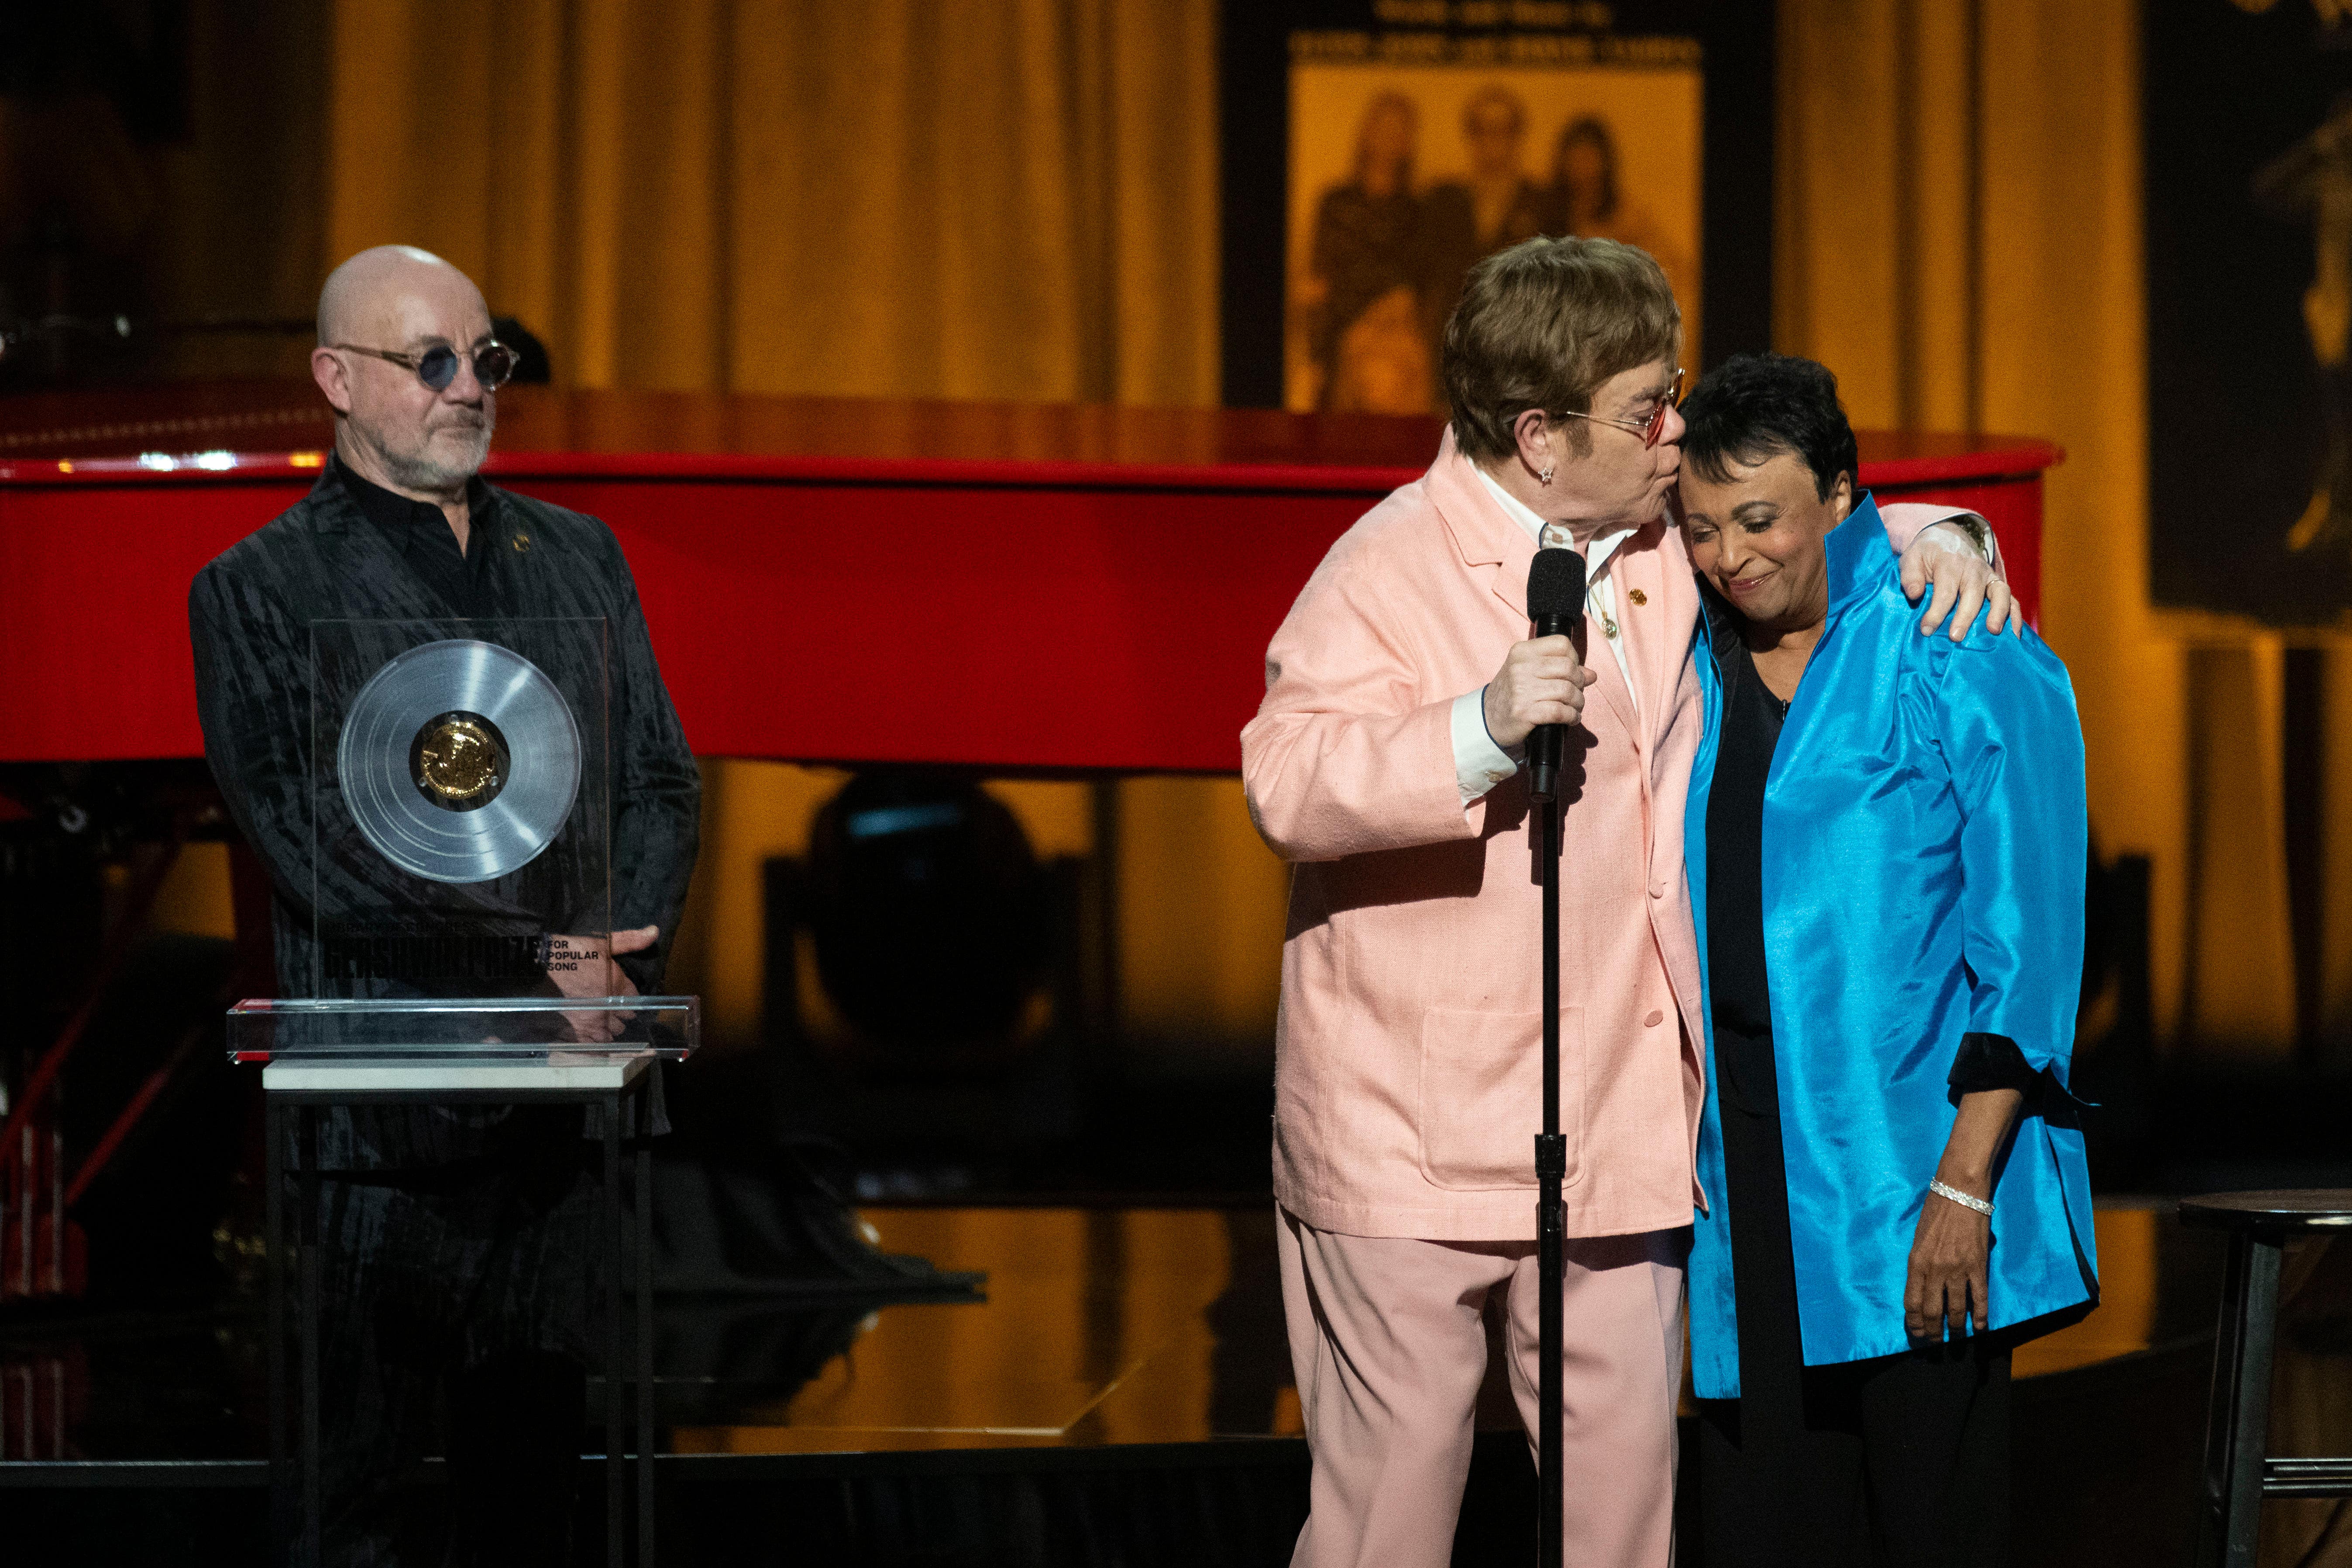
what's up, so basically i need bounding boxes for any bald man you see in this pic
[189,248,699,1564]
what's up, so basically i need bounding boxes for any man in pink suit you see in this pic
[1241,238,2008,1567]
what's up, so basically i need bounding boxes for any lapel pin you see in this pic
[512,533,531,554]
[1627,588,1647,605]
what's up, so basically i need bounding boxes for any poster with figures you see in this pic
[1284,52,1702,414]
[1217,2,1766,412]
[2148,0,2352,625]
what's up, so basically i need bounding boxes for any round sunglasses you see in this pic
[331,340,520,393]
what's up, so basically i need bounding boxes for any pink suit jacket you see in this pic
[1242,430,1962,1242]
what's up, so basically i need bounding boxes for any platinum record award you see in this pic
[309,615,612,995]
[336,638,583,884]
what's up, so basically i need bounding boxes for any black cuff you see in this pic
[1947,1031,2039,1094]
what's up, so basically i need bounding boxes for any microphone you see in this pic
[1524,547,1586,804]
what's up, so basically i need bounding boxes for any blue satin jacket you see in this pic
[1685,495,2098,1399]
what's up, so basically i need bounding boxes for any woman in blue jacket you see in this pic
[1675,354,2097,1566]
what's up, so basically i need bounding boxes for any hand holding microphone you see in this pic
[1483,547,1592,801]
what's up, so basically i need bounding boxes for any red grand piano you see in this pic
[0,383,2060,773]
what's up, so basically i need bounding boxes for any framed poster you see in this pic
[1220,1,1773,411]
[2147,0,2352,626]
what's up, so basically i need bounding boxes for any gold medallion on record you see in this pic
[409,710,510,812]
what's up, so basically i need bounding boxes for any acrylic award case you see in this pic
[226,616,696,1064]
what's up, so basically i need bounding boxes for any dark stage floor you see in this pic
[4,1200,2350,1565]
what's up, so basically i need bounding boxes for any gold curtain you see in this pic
[1780,0,2352,1059]
[321,0,1219,406]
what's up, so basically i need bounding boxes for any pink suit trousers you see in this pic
[1280,1209,1687,1568]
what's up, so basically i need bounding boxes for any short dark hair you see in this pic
[1678,352,1858,502]
[1441,236,1681,461]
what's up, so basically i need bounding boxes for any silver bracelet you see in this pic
[1929,1178,1993,1217]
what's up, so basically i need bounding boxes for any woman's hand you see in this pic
[1905,1085,2027,1341]
[1905,1184,1993,1341]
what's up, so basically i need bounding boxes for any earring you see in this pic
[1539,464,1555,485]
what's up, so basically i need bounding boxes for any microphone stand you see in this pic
[1534,785,1565,1568]
[1523,546,1579,1568]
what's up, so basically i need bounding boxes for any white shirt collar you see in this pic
[1473,465,1636,579]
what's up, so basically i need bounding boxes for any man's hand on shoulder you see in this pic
[545,925,658,1041]
[1483,636,1596,749]
[1899,520,2016,642]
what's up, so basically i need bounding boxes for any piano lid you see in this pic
[0,382,1448,494]
[0,382,2059,489]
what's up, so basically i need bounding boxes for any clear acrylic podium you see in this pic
[234,616,696,1563]
[237,997,696,1567]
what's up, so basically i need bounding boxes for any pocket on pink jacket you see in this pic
[1416,1006,1585,1190]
